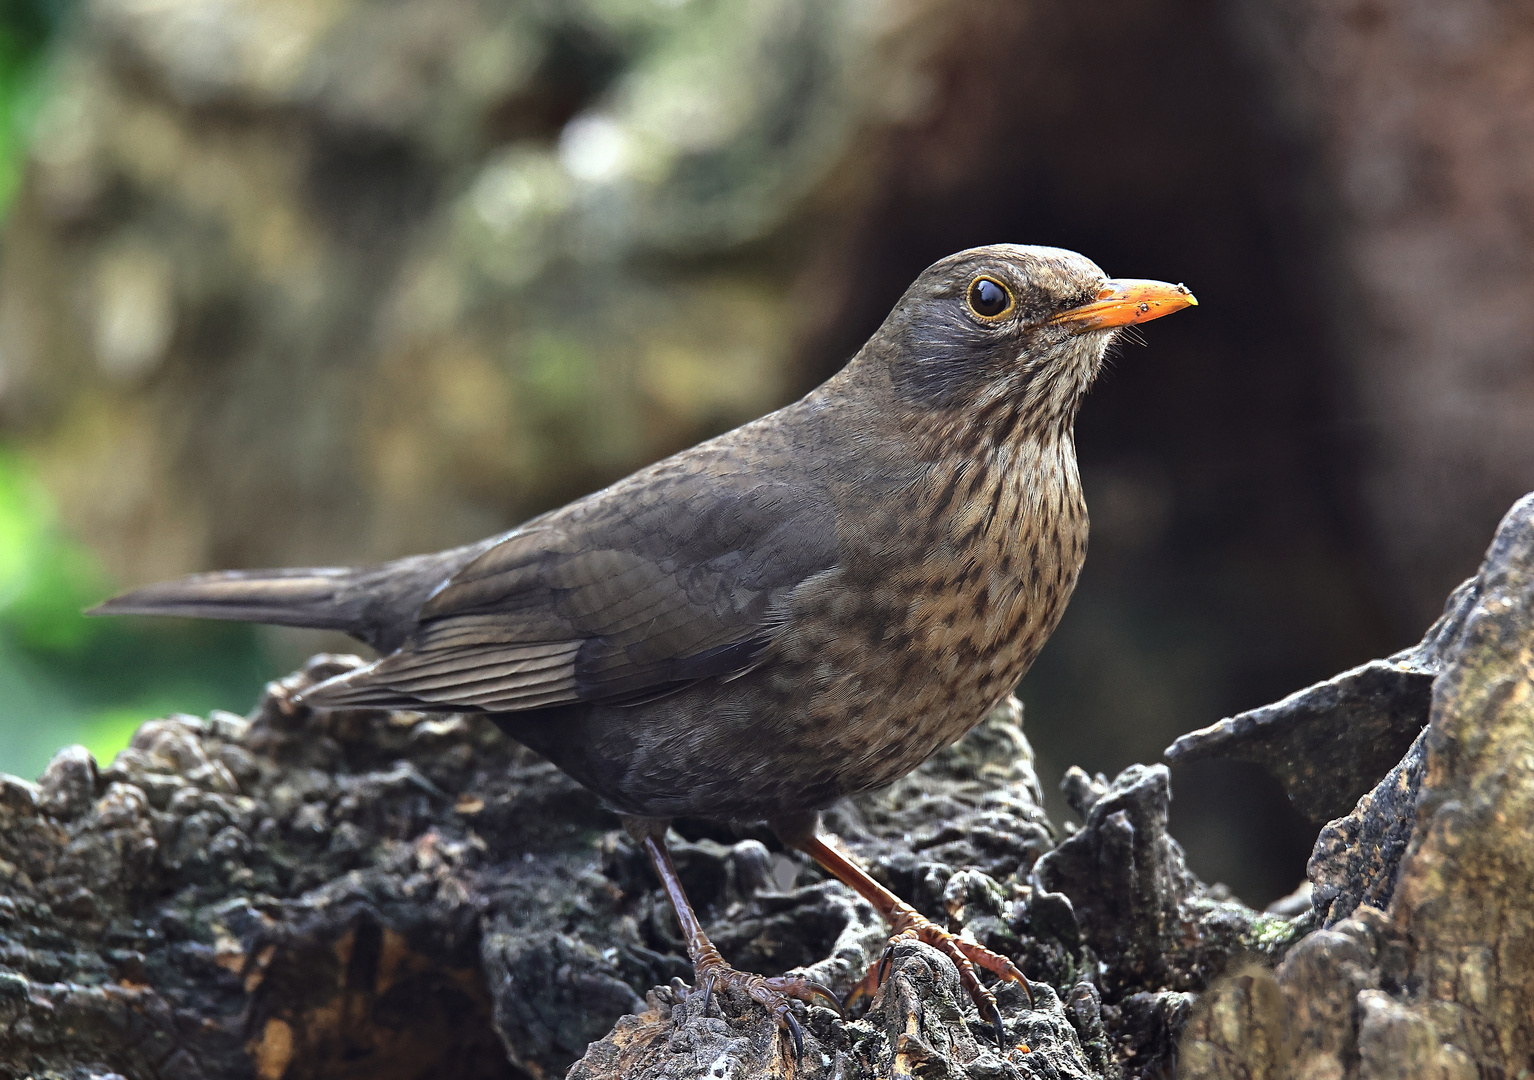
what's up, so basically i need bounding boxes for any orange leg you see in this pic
[772,817,1032,1047]
[629,819,840,1059]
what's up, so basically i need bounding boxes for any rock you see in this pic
[1164,578,1477,823]
[1385,492,1534,1070]
[1179,492,1534,1077]
[36,744,100,822]
[1305,727,1427,927]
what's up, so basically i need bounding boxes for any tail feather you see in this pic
[87,538,501,652]
[89,568,374,636]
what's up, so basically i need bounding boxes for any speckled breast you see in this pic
[755,435,1088,810]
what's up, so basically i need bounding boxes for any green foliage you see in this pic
[0,1,273,780]
[0,0,61,210]
[0,451,274,781]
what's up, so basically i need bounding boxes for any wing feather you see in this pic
[299,431,856,715]
[377,649,576,686]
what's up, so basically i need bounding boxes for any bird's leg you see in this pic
[771,814,1032,1047]
[626,818,840,1059]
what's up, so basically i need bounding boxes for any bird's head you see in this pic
[865,244,1196,435]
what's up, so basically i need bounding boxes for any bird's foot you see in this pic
[688,948,841,1061]
[874,903,1032,1048]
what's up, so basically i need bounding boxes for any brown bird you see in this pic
[92,245,1195,1053]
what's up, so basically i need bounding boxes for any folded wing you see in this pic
[301,466,840,712]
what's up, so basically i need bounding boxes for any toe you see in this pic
[877,916,1036,1043]
[689,959,827,1057]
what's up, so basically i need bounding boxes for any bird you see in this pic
[92,244,1196,1055]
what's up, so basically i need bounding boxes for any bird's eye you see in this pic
[966,277,1014,320]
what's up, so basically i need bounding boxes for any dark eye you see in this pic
[967,276,1013,320]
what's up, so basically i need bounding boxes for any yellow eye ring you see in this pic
[966,276,1014,320]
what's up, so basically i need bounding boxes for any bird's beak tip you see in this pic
[1051,278,1198,331]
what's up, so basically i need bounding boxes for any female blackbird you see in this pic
[93,245,1195,1052]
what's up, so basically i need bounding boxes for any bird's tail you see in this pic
[87,540,496,652]
[88,567,376,635]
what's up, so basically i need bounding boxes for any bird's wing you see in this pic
[301,464,841,712]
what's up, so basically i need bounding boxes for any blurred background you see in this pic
[0,0,1530,908]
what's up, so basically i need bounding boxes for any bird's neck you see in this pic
[899,382,1082,474]
[804,360,1087,503]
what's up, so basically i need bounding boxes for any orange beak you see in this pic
[1049,279,1197,331]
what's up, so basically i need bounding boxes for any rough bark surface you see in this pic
[3,494,1532,1079]
[1180,493,1534,1078]
[0,687,1286,1080]
[1166,576,1475,824]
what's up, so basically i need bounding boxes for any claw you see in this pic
[876,942,894,986]
[784,1009,805,1062]
[699,973,715,1017]
[805,979,845,1018]
[985,999,1006,1049]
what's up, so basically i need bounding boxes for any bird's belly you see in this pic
[748,521,1077,804]
[511,673,1014,823]
[521,577,1059,822]
[769,593,1051,799]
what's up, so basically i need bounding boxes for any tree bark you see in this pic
[6,495,1531,1078]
